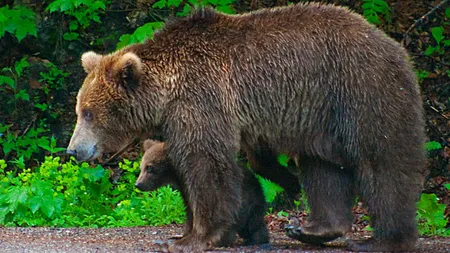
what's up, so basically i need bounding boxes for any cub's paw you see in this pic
[347,238,416,252]
[285,225,342,245]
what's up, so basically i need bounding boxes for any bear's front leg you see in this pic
[162,121,242,251]
[167,152,243,252]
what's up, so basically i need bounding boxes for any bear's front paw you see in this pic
[347,238,416,252]
[285,225,342,245]
[155,234,208,253]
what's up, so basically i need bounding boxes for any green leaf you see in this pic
[28,194,61,217]
[14,57,29,77]
[152,0,167,9]
[14,19,37,42]
[5,186,28,210]
[15,89,30,101]
[424,46,436,56]
[431,26,445,44]
[373,0,389,8]
[69,21,79,31]
[446,8,450,18]
[0,75,14,88]
[47,0,75,12]
[257,175,284,203]
[216,5,234,14]
[63,32,79,41]
[81,165,105,182]
[445,184,450,190]
[425,141,442,151]
[277,154,290,167]
[35,103,48,111]
[91,1,106,10]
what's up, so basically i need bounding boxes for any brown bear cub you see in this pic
[135,139,269,247]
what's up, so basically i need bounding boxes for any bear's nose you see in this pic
[67,149,77,156]
[135,182,143,189]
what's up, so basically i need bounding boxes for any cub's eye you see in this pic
[82,110,93,121]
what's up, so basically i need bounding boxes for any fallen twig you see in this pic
[402,0,450,46]
[99,138,140,165]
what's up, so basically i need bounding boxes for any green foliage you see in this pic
[0,123,51,161]
[425,26,450,56]
[256,174,284,203]
[0,57,69,162]
[116,0,235,49]
[152,0,235,17]
[277,154,290,167]
[0,157,186,227]
[417,193,450,236]
[46,0,109,41]
[0,57,30,108]
[361,0,391,25]
[416,69,430,83]
[425,141,442,151]
[116,22,164,50]
[0,5,37,42]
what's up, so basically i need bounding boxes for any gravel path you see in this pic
[1,225,449,253]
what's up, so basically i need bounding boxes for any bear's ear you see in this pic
[111,52,142,90]
[143,139,161,151]
[81,51,102,74]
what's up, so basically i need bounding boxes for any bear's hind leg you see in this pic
[348,160,422,252]
[286,156,353,245]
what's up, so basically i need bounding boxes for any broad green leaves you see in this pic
[0,6,37,42]
[116,22,164,50]
[361,0,391,25]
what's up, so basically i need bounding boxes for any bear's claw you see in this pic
[285,225,341,245]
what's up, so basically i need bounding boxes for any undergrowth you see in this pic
[0,157,185,227]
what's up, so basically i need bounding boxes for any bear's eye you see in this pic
[146,165,154,173]
[82,110,93,121]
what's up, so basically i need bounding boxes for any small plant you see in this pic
[0,5,37,42]
[46,0,109,41]
[361,0,391,25]
[0,122,52,161]
[0,57,30,112]
[424,26,450,56]
[416,192,449,236]
[416,69,431,83]
[425,141,442,152]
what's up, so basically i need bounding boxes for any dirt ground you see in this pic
[1,225,449,253]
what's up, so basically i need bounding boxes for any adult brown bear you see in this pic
[67,2,426,252]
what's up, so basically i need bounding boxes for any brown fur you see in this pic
[136,139,269,246]
[68,3,426,252]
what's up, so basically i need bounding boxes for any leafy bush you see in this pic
[46,0,109,41]
[0,5,37,42]
[0,157,186,227]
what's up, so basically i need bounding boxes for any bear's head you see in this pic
[67,50,161,161]
[135,139,177,192]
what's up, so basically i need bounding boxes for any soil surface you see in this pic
[1,225,449,253]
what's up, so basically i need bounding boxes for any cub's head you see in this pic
[67,51,149,161]
[135,139,177,192]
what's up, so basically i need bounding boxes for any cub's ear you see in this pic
[111,52,143,90]
[143,139,162,151]
[81,51,102,73]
